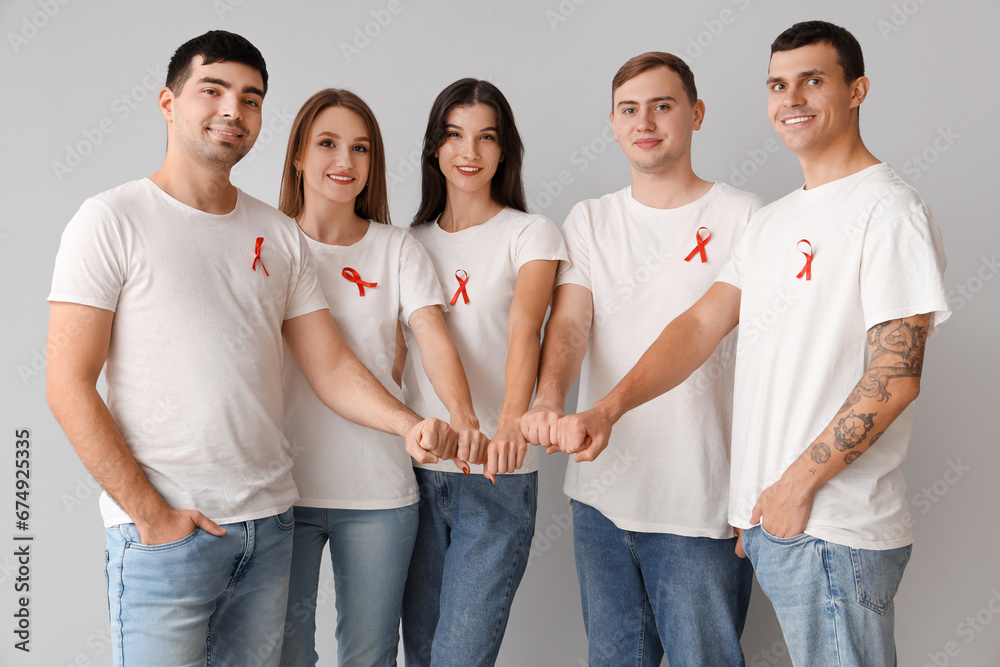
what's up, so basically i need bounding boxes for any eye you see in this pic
[244,98,260,108]
[318,139,334,148]
[352,144,368,153]
[202,87,219,96]
[807,78,821,86]
[622,107,636,115]
[447,131,460,138]
[770,83,785,92]
[480,133,496,141]
[655,104,670,112]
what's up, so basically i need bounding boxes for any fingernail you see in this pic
[490,478,496,487]
[463,466,470,476]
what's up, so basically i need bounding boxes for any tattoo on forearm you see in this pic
[844,451,862,464]
[839,319,928,411]
[834,410,876,451]
[810,442,831,464]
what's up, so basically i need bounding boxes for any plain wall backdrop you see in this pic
[2,0,997,665]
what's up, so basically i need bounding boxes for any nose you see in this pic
[784,84,806,107]
[635,107,655,132]
[460,136,479,160]
[218,92,241,120]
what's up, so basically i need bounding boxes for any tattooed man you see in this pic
[552,21,949,665]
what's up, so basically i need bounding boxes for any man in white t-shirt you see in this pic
[521,53,761,666]
[553,22,949,665]
[46,31,455,667]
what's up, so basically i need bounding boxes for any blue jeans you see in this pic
[402,469,537,667]
[280,505,419,667]
[741,525,911,666]
[572,500,752,667]
[104,508,295,667]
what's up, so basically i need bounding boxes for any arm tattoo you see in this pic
[834,410,876,451]
[839,319,928,411]
[810,442,831,464]
[844,451,862,464]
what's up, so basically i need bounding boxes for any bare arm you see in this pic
[392,320,406,388]
[487,259,560,477]
[749,313,930,538]
[46,302,225,544]
[520,284,593,452]
[409,304,488,469]
[282,309,456,464]
[556,281,742,462]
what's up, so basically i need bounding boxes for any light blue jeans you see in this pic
[741,525,911,666]
[402,469,537,667]
[572,500,753,666]
[280,505,419,667]
[104,507,295,667]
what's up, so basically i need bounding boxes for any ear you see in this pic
[158,86,175,122]
[609,110,621,143]
[850,76,870,110]
[692,99,706,131]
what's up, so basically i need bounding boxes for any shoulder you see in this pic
[709,182,767,212]
[237,189,302,233]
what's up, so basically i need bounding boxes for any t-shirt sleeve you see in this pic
[399,233,447,325]
[48,198,126,312]
[714,231,746,290]
[555,204,592,291]
[512,214,568,272]
[860,206,950,335]
[284,228,329,320]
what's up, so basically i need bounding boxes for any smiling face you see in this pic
[296,105,371,209]
[610,66,704,175]
[163,56,264,169]
[766,42,868,160]
[435,103,503,198]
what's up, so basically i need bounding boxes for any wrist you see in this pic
[531,388,566,414]
[591,395,624,425]
[784,457,825,496]
[449,410,480,431]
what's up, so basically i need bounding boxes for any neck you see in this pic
[437,187,504,232]
[297,197,369,246]
[629,160,712,209]
[798,135,879,189]
[149,152,237,214]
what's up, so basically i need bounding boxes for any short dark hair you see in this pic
[165,30,268,95]
[770,21,864,82]
[612,52,698,106]
[412,79,527,226]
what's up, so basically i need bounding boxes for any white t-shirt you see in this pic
[558,184,764,537]
[282,222,445,509]
[716,163,950,550]
[48,178,328,527]
[403,208,567,475]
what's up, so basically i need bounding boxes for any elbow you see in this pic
[897,376,921,406]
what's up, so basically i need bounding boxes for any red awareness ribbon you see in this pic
[796,239,814,281]
[252,237,269,277]
[450,269,470,305]
[683,227,712,263]
[342,267,378,296]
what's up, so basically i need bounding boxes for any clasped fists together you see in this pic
[520,405,615,463]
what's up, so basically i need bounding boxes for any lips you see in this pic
[327,173,356,183]
[633,138,662,149]
[207,125,244,142]
[781,115,815,126]
[456,165,482,174]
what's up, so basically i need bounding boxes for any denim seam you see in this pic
[821,540,846,667]
[483,474,536,661]
[111,542,126,666]
[221,522,253,596]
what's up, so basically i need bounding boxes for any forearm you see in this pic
[594,311,726,423]
[533,292,591,411]
[499,322,543,425]
[411,307,479,429]
[313,354,422,437]
[48,380,170,526]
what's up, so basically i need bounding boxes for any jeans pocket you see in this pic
[851,545,911,614]
[122,523,201,552]
[273,507,295,531]
[759,523,812,545]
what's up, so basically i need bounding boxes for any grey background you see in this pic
[1,0,997,665]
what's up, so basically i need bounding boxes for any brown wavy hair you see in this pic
[279,89,389,224]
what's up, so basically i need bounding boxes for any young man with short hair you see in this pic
[553,22,949,665]
[46,31,456,666]
[522,52,762,666]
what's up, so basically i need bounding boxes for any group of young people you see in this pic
[46,18,949,667]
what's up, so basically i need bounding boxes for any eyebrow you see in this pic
[445,123,498,133]
[195,76,265,98]
[616,95,678,108]
[315,130,370,142]
[766,69,828,85]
